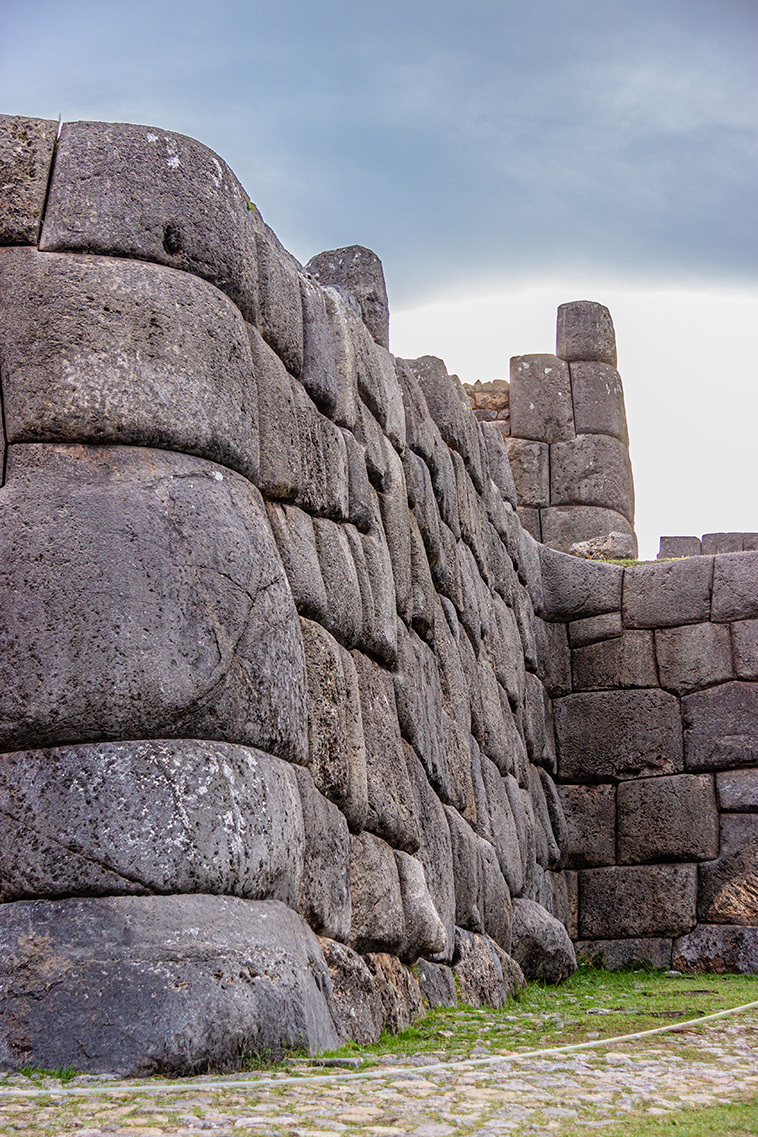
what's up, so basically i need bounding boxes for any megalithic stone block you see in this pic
[556,300,617,367]
[540,505,636,556]
[509,355,575,443]
[569,362,629,443]
[0,115,57,245]
[616,773,719,864]
[306,245,389,350]
[698,814,758,926]
[579,864,697,938]
[550,434,634,523]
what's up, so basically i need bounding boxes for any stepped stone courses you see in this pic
[0,113,756,1074]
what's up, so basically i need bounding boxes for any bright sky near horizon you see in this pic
[1,0,756,557]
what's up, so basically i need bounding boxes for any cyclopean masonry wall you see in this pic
[0,114,755,1076]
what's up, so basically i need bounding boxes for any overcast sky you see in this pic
[2,0,757,555]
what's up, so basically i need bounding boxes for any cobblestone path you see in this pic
[1,1014,757,1136]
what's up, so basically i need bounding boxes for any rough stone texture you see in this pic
[569,361,628,442]
[571,630,657,691]
[404,743,456,961]
[659,535,702,559]
[414,960,457,1008]
[510,899,577,983]
[570,530,637,561]
[479,421,518,506]
[0,115,57,244]
[539,544,623,620]
[0,444,308,763]
[699,814,758,925]
[575,938,673,970]
[617,774,719,865]
[267,505,328,623]
[408,356,485,492]
[313,517,363,647]
[306,245,389,350]
[517,507,541,541]
[363,953,425,1035]
[555,690,683,781]
[535,617,572,698]
[733,619,758,680]
[0,896,342,1075]
[683,682,758,771]
[291,765,352,942]
[702,532,746,556]
[569,611,623,649]
[623,557,714,628]
[579,864,698,938]
[655,622,733,695]
[673,924,758,974]
[318,937,383,1044]
[0,247,260,480]
[395,851,447,964]
[711,552,758,622]
[254,225,304,376]
[509,354,575,443]
[557,784,616,868]
[540,506,636,556]
[40,121,261,324]
[716,769,758,812]
[299,274,339,415]
[556,300,617,367]
[550,434,634,523]
[504,438,549,507]
[0,740,305,906]
[348,832,404,955]
[452,929,525,1009]
[393,623,448,798]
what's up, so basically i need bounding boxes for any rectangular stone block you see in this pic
[516,506,541,541]
[733,620,758,680]
[554,689,683,781]
[509,354,575,443]
[254,226,304,377]
[655,622,733,695]
[698,814,758,925]
[673,924,758,974]
[556,301,617,367]
[716,769,758,811]
[550,433,634,523]
[683,682,758,771]
[702,532,744,555]
[539,544,623,621]
[623,557,714,628]
[658,535,701,559]
[571,630,657,691]
[504,438,549,507]
[540,505,635,556]
[556,783,616,868]
[0,115,57,245]
[569,362,628,443]
[617,774,718,864]
[575,938,673,971]
[579,864,697,938]
[711,552,758,622]
[569,611,623,649]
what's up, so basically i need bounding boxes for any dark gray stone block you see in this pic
[550,434,634,523]
[0,896,341,1075]
[352,324,406,451]
[306,245,389,349]
[249,327,303,501]
[511,899,577,983]
[554,690,683,781]
[0,444,308,763]
[0,247,260,482]
[538,767,569,865]
[623,557,714,628]
[428,434,462,539]
[557,783,616,868]
[313,518,363,648]
[0,740,305,906]
[408,356,485,492]
[556,300,617,367]
[254,225,304,375]
[452,928,524,1008]
[299,275,338,415]
[655,622,733,695]
[659,535,702,559]
[534,617,571,698]
[394,623,448,799]
[40,120,260,323]
[517,506,542,540]
[395,851,447,964]
[0,115,57,244]
[733,619,758,680]
[683,682,758,771]
[699,814,758,925]
[318,937,383,1044]
[716,769,758,811]
[509,354,575,443]
[322,286,360,430]
[378,450,413,623]
[348,831,404,955]
[479,422,518,506]
[579,864,697,938]
[539,543,624,620]
[479,755,523,896]
[350,521,398,665]
[293,382,350,521]
[414,960,457,1008]
[529,764,560,869]
[342,428,373,531]
[540,505,636,556]
[569,361,628,443]
[362,953,425,1036]
[504,438,549,507]
[702,532,744,555]
[445,806,510,946]
[408,513,436,640]
[569,611,623,648]
[395,358,437,463]
[572,630,657,691]
[404,742,456,960]
[292,765,351,942]
[673,924,758,974]
[711,552,758,622]
[486,594,527,709]
[267,504,328,623]
[617,773,718,864]
[575,938,672,971]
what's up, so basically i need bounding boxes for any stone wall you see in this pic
[659,533,758,558]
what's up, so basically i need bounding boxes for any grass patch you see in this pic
[562,1094,758,1135]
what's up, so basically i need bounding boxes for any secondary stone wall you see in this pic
[659,533,758,558]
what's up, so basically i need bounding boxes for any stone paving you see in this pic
[1,1014,757,1136]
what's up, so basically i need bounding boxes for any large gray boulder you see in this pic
[673,924,758,974]
[0,896,342,1075]
[569,361,628,442]
[550,434,634,522]
[654,621,733,695]
[556,300,617,367]
[0,115,57,244]
[509,355,574,443]
[0,444,308,763]
[306,245,389,350]
[623,557,714,628]
[711,551,758,622]
[510,898,577,983]
[698,814,758,926]
[452,928,525,1008]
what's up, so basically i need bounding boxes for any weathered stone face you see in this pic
[554,690,684,781]
[683,682,758,771]
[509,355,575,443]
[0,115,57,244]
[616,774,719,865]
[698,814,758,925]
[306,245,389,350]
[579,864,697,939]
[556,301,617,367]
